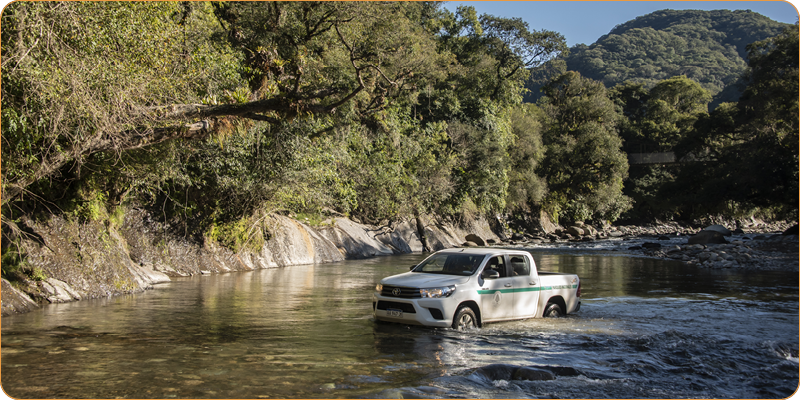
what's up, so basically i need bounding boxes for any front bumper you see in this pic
[372,293,455,328]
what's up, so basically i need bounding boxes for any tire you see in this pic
[543,302,563,318]
[452,306,478,330]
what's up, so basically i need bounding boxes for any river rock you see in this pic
[512,367,556,381]
[567,226,585,237]
[41,278,83,303]
[688,230,728,245]
[1,279,39,315]
[465,234,486,246]
[704,224,732,236]
[472,364,520,381]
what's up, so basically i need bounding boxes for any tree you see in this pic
[506,104,547,211]
[640,75,712,149]
[538,72,631,223]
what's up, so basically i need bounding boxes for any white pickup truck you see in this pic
[373,248,581,329]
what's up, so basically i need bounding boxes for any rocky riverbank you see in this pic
[2,207,796,317]
[496,218,798,272]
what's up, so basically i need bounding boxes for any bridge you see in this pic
[627,152,676,165]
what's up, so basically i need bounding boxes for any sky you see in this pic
[443,1,799,46]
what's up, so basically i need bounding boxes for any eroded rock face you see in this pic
[373,219,422,253]
[265,215,344,266]
[317,217,394,259]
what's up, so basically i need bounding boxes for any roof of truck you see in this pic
[434,248,529,255]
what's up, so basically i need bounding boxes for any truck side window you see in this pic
[510,255,530,276]
[486,256,508,278]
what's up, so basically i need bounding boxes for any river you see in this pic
[2,248,798,399]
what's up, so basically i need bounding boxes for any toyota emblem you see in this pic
[392,288,402,297]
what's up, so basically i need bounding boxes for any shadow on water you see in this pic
[2,252,798,398]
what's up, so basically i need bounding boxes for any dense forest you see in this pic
[560,9,792,108]
[2,2,797,278]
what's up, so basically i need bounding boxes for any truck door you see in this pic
[509,254,540,318]
[477,255,515,321]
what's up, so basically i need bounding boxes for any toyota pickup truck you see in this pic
[373,248,581,329]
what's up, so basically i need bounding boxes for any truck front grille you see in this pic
[381,285,421,298]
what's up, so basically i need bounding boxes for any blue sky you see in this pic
[443,1,799,46]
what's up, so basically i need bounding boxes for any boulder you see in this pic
[472,364,519,381]
[704,224,732,236]
[688,230,728,245]
[566,226,585,237]
[41,278,83,303]
[473,364,565,382]
[783,224,799,236]
[512,367,555,381]
[464,234,486,246]
[1,279,39,316]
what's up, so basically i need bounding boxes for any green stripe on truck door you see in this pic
[477,284,577,295]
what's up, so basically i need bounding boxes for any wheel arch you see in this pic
[544,296,567,317]
[456,300,482,327]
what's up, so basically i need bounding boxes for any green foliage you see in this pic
[668,25,799,218]
[562,9,791,107]
[1,245,26,278]
[29,267,47,282]
[506,104,547,210]
[612,75,712,150]
[539,72,631,222]
[204,216,268,253]
[615,26,798,221]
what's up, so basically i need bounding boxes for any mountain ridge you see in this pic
[529,9,793,107]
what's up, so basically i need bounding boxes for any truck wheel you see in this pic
[452,306,478,330]
[543,302,563,318]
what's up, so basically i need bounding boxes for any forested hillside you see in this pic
[560,9,792,107]
[1,2,797,283]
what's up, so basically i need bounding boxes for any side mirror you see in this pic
[410,264,417,271]
[482,270,500,279]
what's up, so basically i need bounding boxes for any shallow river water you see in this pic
[2,248,798,399]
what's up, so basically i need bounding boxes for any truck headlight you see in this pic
[375,283,383,292]
[420,285,456,298]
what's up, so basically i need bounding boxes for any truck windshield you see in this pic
[412,254,485,276]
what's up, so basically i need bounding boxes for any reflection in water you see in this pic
[2,252,797,398]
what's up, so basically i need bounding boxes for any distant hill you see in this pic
[529,9,792,107]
